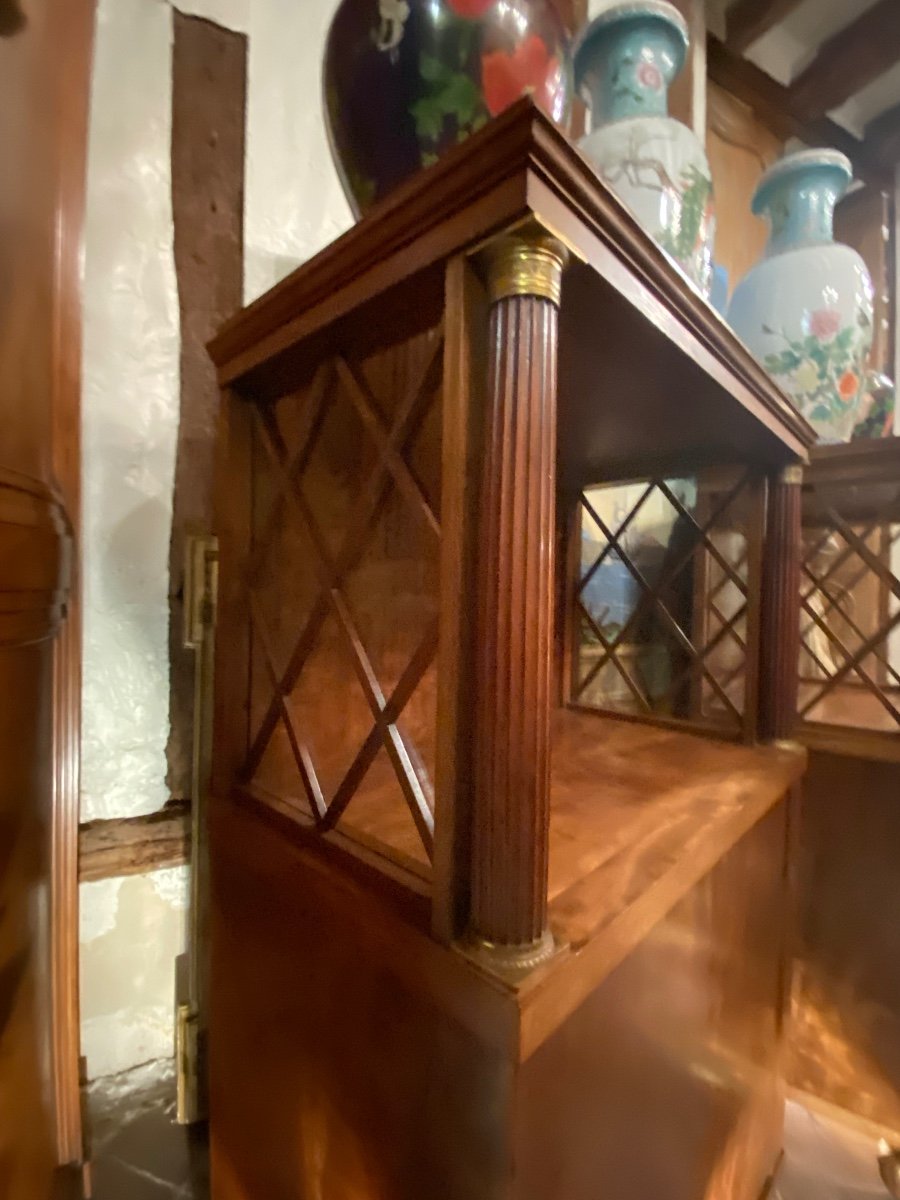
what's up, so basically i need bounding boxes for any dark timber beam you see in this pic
[788,0,900,122]
[725,0,805,54]
[168,13,246,797]
[707,35,892,189]
[79,802,191,882]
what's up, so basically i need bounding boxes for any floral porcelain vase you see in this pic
[574,0,715,295]
[727,149,874,443]
[323,0,572,217]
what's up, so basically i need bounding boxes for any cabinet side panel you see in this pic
[209,794,513,1200]
[789,749,900,1130]
[515,802,788,1200]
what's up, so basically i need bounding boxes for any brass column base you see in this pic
[461,929,557,981]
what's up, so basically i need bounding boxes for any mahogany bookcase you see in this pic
[206,101,813,1200]
[787,438,900,1129]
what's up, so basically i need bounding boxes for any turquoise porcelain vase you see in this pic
[574,0,715,295]
[728,149,875,443]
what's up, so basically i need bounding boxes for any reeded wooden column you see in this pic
[468,227,567,971]
[758,464,802,742]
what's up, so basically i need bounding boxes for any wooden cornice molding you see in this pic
[78,801,191,883]
[787,0,900,124]
[725,0,804,55]
[0,467,71,647]
[208,100,813,463]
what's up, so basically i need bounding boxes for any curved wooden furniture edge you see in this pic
[223,726,804,1065]
[799,722,900,763]
[216,786,521,1061]
[206,102,814,460]
[0,466,72,646]
[516,739,805,1061]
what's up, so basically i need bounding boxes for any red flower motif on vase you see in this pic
[809,307,842,340]
[481,34,561,118]
[838,369,860,401]
[636,61,663,91]
[447,0,495,16]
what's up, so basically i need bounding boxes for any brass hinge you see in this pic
[183,532,218,649]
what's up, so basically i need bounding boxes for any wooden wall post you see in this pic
[758,465,802,742]
[668,0,707,142]
[467,227,567,971]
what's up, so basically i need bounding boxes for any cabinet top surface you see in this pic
[544,710,803,950]
[209,100,813,475]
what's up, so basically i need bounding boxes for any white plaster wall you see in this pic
[80,0,352,1081]
[244,0,353,303]
[80,868,188,1079]
[81,0,179,824]
[81,0,351,828]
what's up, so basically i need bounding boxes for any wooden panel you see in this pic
[168,12,246,797]
[244,323,443,873]
[0,641,57,1199]
[432,257,489,942]
[0,0,92,1183]
[707,82,784,300]
[47,0,92,1163]
[516,803,789,1200]
[789,750,900,1132]
[208,793,514,1200]
[835,186,893,378]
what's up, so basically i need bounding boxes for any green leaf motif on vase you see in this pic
[761,320,868,432]
[656,163,712,267]
[412,35,489,166]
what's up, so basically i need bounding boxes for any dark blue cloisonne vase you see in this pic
[323,0,572,217]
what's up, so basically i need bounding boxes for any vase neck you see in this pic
[579,18,684,125]
[759,170,844,258]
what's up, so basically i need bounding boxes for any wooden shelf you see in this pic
[804,436,900,524]
[239,707,805,952]
[545,710,803,948]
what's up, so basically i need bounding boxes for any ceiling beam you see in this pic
[725,0,805,55]
[707,35,891,188]
[787,0,900,123]
[865,101,900,175]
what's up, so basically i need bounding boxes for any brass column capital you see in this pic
[484,226,569,306]
[779,464,804,486]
